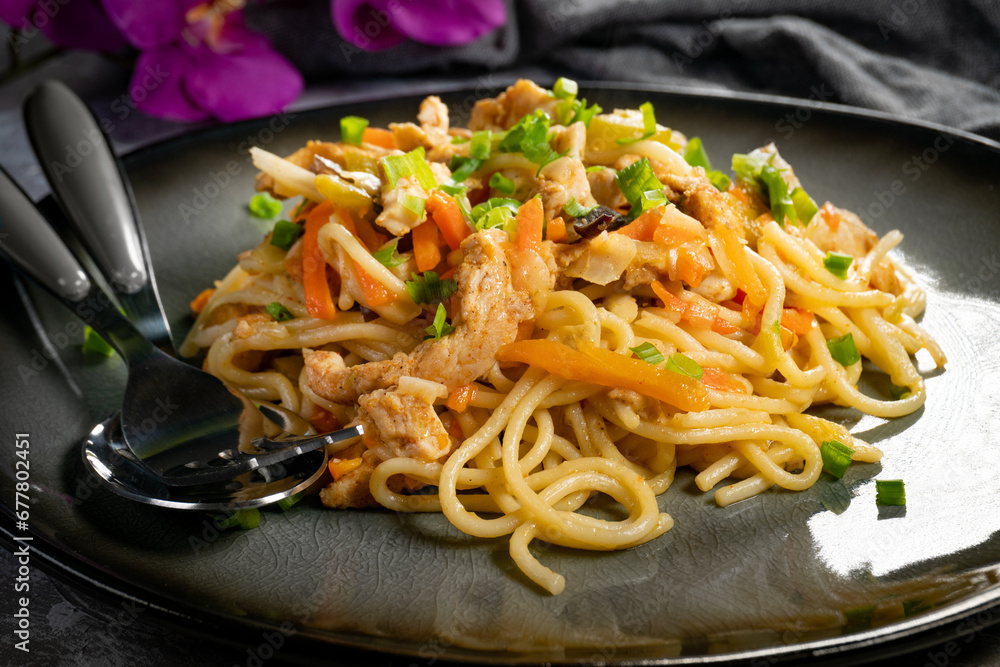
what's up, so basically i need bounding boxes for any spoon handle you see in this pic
[23,80,173,350]
[0,167,152,359]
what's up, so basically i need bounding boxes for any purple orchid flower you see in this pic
[1,0,302,123]
[101,0,303,122]
[0,0,126,52]
[332,0,506,51]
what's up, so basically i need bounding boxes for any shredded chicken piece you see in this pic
[535,156,597,221]
[806,204,902,294]
[306,229,537,403]
[469,79,559,131]
[319,448,382,509]
[607,387,666,424]
[587,167,628,212]
[550,121,587,160]
[358,389,451,461]
[375,174,427,236]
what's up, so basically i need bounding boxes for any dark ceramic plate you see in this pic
[3,83,1000,665]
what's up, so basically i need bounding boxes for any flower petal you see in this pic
[331,0,406,51]
[389,0,506,47]
[182,42,303,122]
[100,0,183,50]
[14,0,128,51]
[0,0,37,27]
[131,47,211,122]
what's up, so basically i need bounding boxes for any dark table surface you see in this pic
[2,47,1000,667]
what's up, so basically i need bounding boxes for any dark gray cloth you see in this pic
[248,0,1000,140]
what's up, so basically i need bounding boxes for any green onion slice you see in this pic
[470,130,492,161]
[372,239,406,267]
[664,353,703,380]
[820,439,855,479]
[270,219,303,251]
[889,384,912,400]
[791,186,819,223]
[277,492,303,511]
[424,303,456,340]
[382,147,437,190]
[759,164,796,226]
[564,197,596,218]
[265,302,295,322]
[616,101,656,145]
[400,192,426,218]
[470,197,521,230]
[449,155,483,183]
[406,271,457,305]
[489,172,516,195]
[683,137,712,170]
[438,181,468,198]
[823,251,853,280]
[616,158,665,219]
[585,165,609,174]
[553,77,578,100]
[629,342,665,365]
[875,479,906,506]
[82,325,114,357]
[249,192,282,219]
[827,333,861,367]
[215,508,261,530]
[340,115,369,145]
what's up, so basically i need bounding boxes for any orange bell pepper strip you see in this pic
[328,457,363,481]
[615,206,663,241]
[445,384,477,413]
[701,367,745,393]
[780,307,814,335]
[714,224,766,319]
[189,287,215,314]
[412,219,443,272]
[333,207,396,307]
[309,406,341,433]
[497,339,709,412]
[361,127,395,149]
[426,190,470,250]
[303,201,338,319]
[515,197,544,254]
[546,216,567,242]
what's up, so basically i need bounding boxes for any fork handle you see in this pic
[0,167,152,359]
[23,80,173,350]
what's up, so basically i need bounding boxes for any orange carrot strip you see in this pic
[675,246,712,288]
[303,201,337,319]
[780,307,814,335]
[546,216,567,242]
[426,191,471,250]
[361,127,395,149]
[711,316,740,335]
[653,224,705,246]
[333,207,396,307]
[715,224,766,319]
[310,406,341,433]
[497,339,709,412]
[412,219,443,272]
[615,206,663,241]
[446,384,477,413]
[701,367,744,393]
[651,280,689,318]
[515,197,544,254]
[328,457,362,481]
[189,287,215,314]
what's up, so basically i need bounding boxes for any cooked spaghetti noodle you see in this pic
[181,79,944,594]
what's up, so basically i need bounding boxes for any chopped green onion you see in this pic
[424,303,455,340]
[682,137,712,170]
[616,158,665,219]
[249,192,282,219]
[791,186,819,223]
[400,192,425,218]
[707,171,731,191]
[564,197,596,218]
[270,219,303,251]
[450,135,470,144]
[875,479,906,506]
[827,333,861,367]
[372,239,406,267]
[292,199,311,220]
[731,151,771,185]
[616,101,656,145]
[340,115,369,145]
[489,172,516,195]
[639,189,667,212]
[215,508,261,530]
[438,181,468,198]
[552,77,578,100]
[405,271,457,305]
[266,302,295,321]
[819,477,852,515]
[449,156,483,183]
[470,130,492,161]
[277,492,303,511]
[82,326,114,357]
[759,164,796,226]
[843,605,876,630]
[820,439,855,479]
[664,353,703,380]
[569,98,602,127]
[470,197,521,230]
[823,251,853,280]
[629,342,665,365]
[585,165,609,174]
[889,384,911,400]
[497,110,565,170]
[382,147,437,190]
